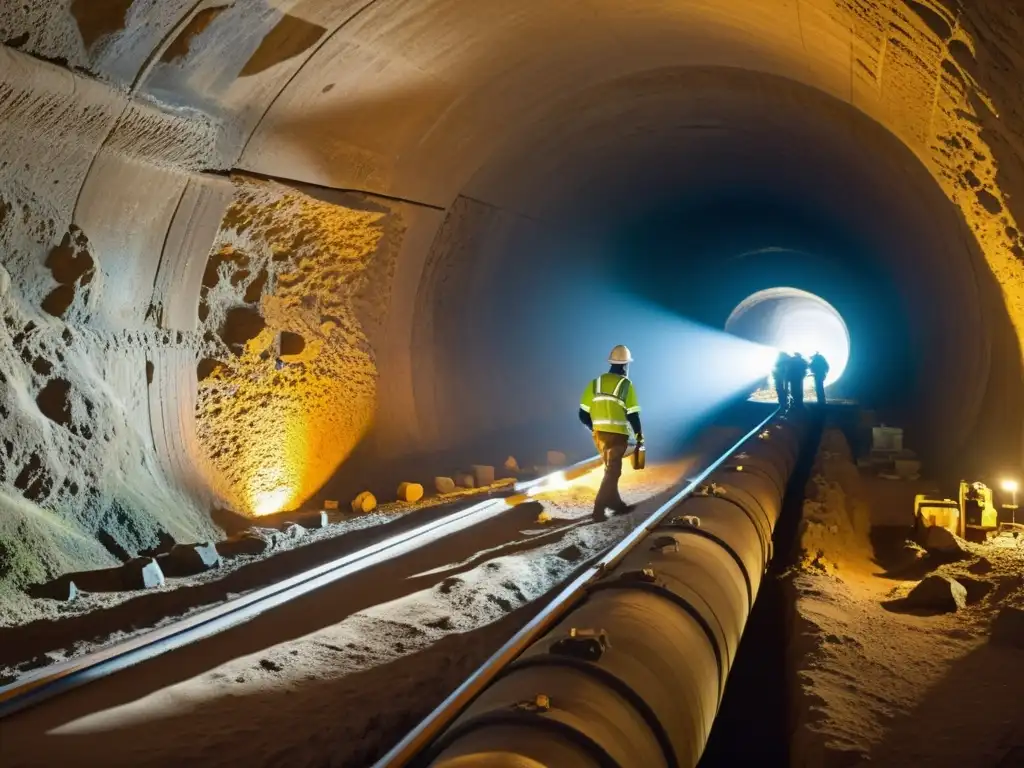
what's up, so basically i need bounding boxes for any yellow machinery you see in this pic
[913,495,960,536]
[958,481,998,540]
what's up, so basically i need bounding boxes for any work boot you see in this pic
[592,507,609,522]
[610,503,636,516]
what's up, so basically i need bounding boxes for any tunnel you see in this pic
[2,1,1024,610]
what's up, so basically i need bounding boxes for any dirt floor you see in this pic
[789,429,1024,768]
[0,431,735,768]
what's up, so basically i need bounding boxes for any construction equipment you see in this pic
[913,495,960,537]
[915,484,998,543]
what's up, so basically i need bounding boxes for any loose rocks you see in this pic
[920,525,969,558]
[282,523,306,540]
[161,542,221,576]
[122,557,165,590]
[398,482,424,503]
[352,491,377,513]
[435,476,456,494]
[904,574,967,613]
[504,456,520,474]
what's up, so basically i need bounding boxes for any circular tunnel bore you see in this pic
[725,287,851,388]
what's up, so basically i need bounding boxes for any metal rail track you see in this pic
[377,407,785,767]
[0,454,609,720]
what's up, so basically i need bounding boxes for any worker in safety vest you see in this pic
[578,345,643,521]
[809,352,830,405]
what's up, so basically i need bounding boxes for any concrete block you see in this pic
[547,451,567,467]
[323,500,339,511]
[904,574,967,613]
[352,491,377,513]
[435,476,456,494]
[123,557,165,590]
[455,473,475,489]
[472,465,495,486]
[397,482,424,503]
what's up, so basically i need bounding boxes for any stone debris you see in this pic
[122,557,165,590]
[397,482,424,503]
[991,606,1024,649]
[504,456,520,474]
[282,523,307,540]
[547,451,567,468]
[536,510,553,524]
[471,465,495,486]
[434,476,456,494]
[217,531,272,558]
[455,473,475,489]
[903,574,967,613]
[919,524,969,558]
[351,491,377,514]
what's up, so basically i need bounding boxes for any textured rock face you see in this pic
[193,178,399,516]
[2,0,1024,609]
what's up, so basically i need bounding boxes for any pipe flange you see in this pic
[694,482,726,497]
[550,628,610,661]
[666,515,701,528]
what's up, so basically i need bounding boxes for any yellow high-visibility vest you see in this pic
[579,373,641,435]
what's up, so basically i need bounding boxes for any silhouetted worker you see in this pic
[788,353,809,408]
[809,352,830,405]
[579,344,643,521]
[772,352,792,408]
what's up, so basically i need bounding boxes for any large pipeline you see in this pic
[402,412,807,768]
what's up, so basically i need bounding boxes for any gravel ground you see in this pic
[0,433,735,768]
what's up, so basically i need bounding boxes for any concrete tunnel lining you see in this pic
[2,0,1024,610]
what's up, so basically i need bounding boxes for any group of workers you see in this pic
[772,351,830,408]
[576,344,832,521]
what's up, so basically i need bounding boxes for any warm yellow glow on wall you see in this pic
[195,179,393,516]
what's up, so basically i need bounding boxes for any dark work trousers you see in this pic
[593,430,629,517]
[814,376,826,405]
[773,374,788,407]
[790,377,805,407]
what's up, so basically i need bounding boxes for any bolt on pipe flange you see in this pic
[550,628,610,661]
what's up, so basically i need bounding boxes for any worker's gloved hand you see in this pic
[636,433,645,447]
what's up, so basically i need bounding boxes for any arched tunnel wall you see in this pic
[2,0,1024,597]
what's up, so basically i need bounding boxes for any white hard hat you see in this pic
[608,344,633,364]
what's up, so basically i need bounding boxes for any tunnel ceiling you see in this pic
[2,0,1024,598]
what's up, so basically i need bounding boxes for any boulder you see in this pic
[547,451,567,468]
[31,576,80,602]
[455,473,475,489]
[217,531,272,558]
[472,465,495,486]
[434,476,456,494]
[904,574,967,613]
[397,482,425,503]
[504,456,520,474]
[991,607,1024,649]
[161,542,221,576]
[282,522,306,541]
[122,557,165,590]
[920,525,969,558]
[351,491,377,513]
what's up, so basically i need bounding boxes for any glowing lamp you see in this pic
[1002,480,1018,493]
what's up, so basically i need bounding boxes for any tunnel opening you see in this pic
[725,286,852,399]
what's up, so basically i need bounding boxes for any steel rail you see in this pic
[0,456,602,720]
[375,407,781,767]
